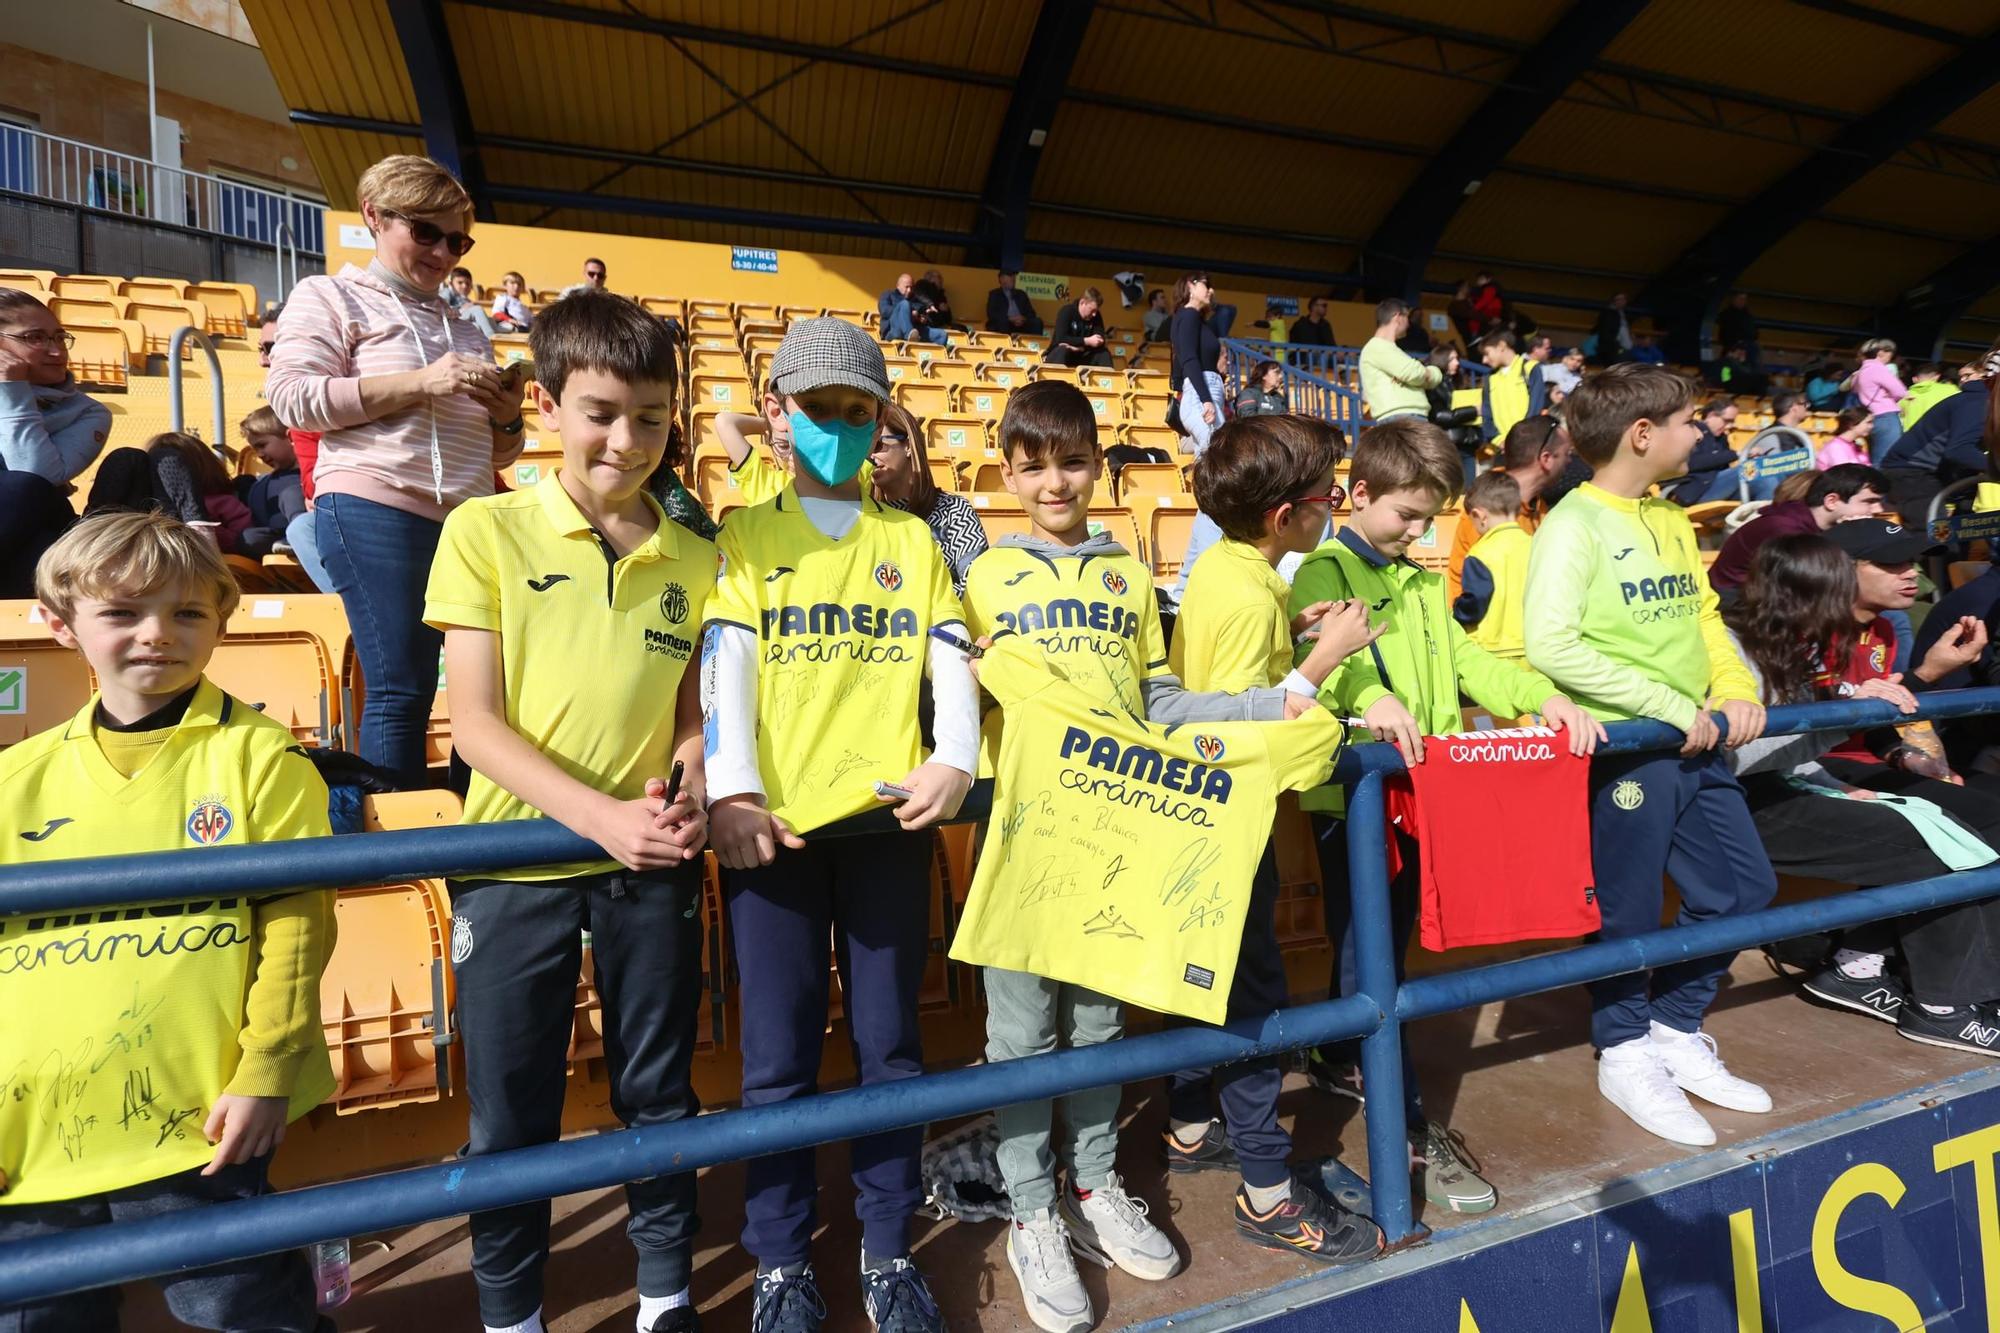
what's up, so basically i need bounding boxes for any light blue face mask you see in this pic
[789,409,875,486]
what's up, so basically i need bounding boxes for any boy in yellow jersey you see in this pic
[716,409,794,507]
[1164,413,1387,1267]
[1286,420,1598,1216]
[424,292,711,1333]
[1452,468,1533,663]
[0,511,334,1332]
[1525,363,1775,1149]
[961,383,1368,1331]
[702,318,976,1333]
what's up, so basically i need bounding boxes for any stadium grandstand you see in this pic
[7,2,2000,1332]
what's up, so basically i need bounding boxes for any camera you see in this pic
[1432,404,1483,454]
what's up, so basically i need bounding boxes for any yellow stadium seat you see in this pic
[971,496,1033,545]
[1080,386,1125,428]
[48,295,125,326]
[66,324,132,388]
[0,278,46,302]
[697,454,767,508]
[321,870,458,1113]
[973,363,1026,390]
[1034,366,1082,388]
[1083,507,1142,560]
[967,461,1007,493]
[118,277,185,301]
[504,437,565,491]
[688,344,749,379]
[0,269,56,291]
[1405,513,1459,573]
[925,415,989,457]
[735,302,778,323]
[895,381,954,421]
[778,304,821,322]
[958,386,1012,419]
[126,298,211,357]
[1129,390,1171,424]
[1122,424,1179,453]
[1147,498,1197,579]
[641,296,685,323]
[187,283,252,338]
[0,602,89,748]
[208,594,352,747]
[689,373,754,414]
[882,358,924,390]
[688,298,731,319]
[928,458,963,492]
[687,315,736,340]
[51,275,119,303]
[925,361,978,392]
[1114,462,1186,503]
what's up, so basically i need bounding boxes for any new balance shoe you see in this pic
[1898,1003,2000,1058]
[1650,1023,1772,1114]
[1233,1179,1383,1266]
[859,1256,946,1333]
[1301,1050,1365,1102]
[1006,1210,1090,1333]
[1062,1173,1181,1280]
[1409,1121,1496,1214]
[1598,1037,1715,1147]
[1163,1119,1240,1174]
[750,1265,826,1333]
[1802,965,1907,1024]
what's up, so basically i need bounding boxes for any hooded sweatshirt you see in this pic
[0,375,111,483]
[264,262,518,521]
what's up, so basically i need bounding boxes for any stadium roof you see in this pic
[244,0,2000,353]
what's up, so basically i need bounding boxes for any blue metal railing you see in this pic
[1223,338,1365,436]
[6,690,2000,1306]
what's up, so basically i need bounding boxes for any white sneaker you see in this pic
[1007,1209,1092,1333]
[1650,1022,1772,1114]
[1061,1173,1182,1281]
[1599,1036,1716,1147]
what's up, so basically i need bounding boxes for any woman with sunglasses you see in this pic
[266,153,528,784]
[0,287,111,595]
[868,403,986,595]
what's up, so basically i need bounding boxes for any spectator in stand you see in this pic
[146,432,253,554]
[885,276,951,347]
[1855,338,1909,458]
[266,153,526,784]
[1717,293,1758,368]
[1142,288,1170,342]
[1670,399,1741,505]
[0,288,107,596]
[1901,363,1959,432]
[1592,293,1632,366]
[1964,360,1987,384]
[1360,299,1443,424]
[1707,463,1890,598]
[1291,296,1335,347]
[1876,354,1992,524]
[1715,392,1817,502]
[1629,331,1665,366]
[1805,359,1848,411]
[1815,407,1874,470]
[1046,287,1112,368]
[868,402,987,596]
[921,270,958,330]
[1235,360,1288,417]
[1169,272,1229,595]
[1468,272,1503,335]
[1913,545,2000,705]
[1713,344,1770,397]
[1545,346,1585,398]
[1446,416,1573,601]
[1478,328,1544,463]
[985,270,1045,335]
[1398,306,1434,358]
[442,266,498,336]
[1724,532,2000,1054]
[237,405,305,559]
[257,312,281,369]
[559,257,608,298]
[1525,333,1555,379]
[1448,281,1482,345]
[879,272,915,328]
[489,271,532,333]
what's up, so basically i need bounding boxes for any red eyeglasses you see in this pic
[1283,485,1347,511]
[381,209,476,257]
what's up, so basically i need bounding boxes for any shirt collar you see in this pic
[65,677,227,742]
[1336,524,1394,568]
[534,469,678,560]
[1577,481,1644,514]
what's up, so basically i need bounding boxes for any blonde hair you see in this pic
[36,510,241,623]
[357,154,472,226]
[238,404,282,441]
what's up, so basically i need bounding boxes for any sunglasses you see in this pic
[381,209,475,257]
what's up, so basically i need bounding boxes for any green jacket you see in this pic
[1289,529,1557,813]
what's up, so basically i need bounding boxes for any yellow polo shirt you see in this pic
[425,471,715,879]
[1169,538,1293,692]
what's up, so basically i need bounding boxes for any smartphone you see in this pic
[498,359,532,393]
[874,781,916,801]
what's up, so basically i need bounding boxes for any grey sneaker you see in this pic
[1005,1209,1090,1333]
[1409,1121,1496,1214]
[1062,1173,1181,1280]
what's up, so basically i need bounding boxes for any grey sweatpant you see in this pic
[983,967,1124,1214]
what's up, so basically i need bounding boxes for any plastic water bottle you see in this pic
[311,1238,351,1309]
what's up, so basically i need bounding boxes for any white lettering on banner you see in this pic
[1446,741,1556,762]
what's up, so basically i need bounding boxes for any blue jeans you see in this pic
[316,492,443,783]
[1871,411,1904,457]
[284,507,333,592]
[881,298,947,346]
[1693,465,1785,504]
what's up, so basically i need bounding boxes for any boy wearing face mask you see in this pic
[701,318,977,1333]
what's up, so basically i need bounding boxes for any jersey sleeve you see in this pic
[1448,613,1556,718]
[423,502,500,632]
[734,453,789,508]
[1262,708,1346,792]
[1135,577,1170,679]
[706,522,759,632]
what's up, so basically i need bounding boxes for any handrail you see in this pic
[167,325,225,443]
[276,219,300,301]
[1222,337,1364,435]
[6,690,2000,1305]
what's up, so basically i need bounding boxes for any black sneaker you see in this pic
[1802,966,1907,1024]
[751,1264,826,1333]
[859,1256,946,1332]
[1233,1179,1384,1266]
[1302,1051,1365,1103]
[1898,1003,2000,1058]
[649,1307,703,1333]
[1163,1120,1240,1174]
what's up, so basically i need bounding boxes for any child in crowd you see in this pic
[443,265,499,335]
[1454,468,1533,664]
[1,510,335,1331]
[490,271,533,333]
[703,317,977,1333]
[961,382,1369,1332]
[1524,363,1778,1148]
[1164,413,1387,1267]
[714,409,795,506]
[425,291,711,1333]
[1289,418,1600,1214]
[1814,407,1874,470]
[1900,364,1958,433]
[149,430,255,553]
[239,404,307,557]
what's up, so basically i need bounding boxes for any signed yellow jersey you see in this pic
[0,680,334,1204]
[949,639,1341,1022]
[961,543,1168,771]
[707,485,966,834]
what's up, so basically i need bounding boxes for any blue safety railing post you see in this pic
[1346,769,1417,1242]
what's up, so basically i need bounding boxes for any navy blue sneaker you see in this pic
[859,1256,946,1332]
[750,1264,825,1333]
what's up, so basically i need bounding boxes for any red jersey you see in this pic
[1386,728,1599,951]
[1817,618,1895,763]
